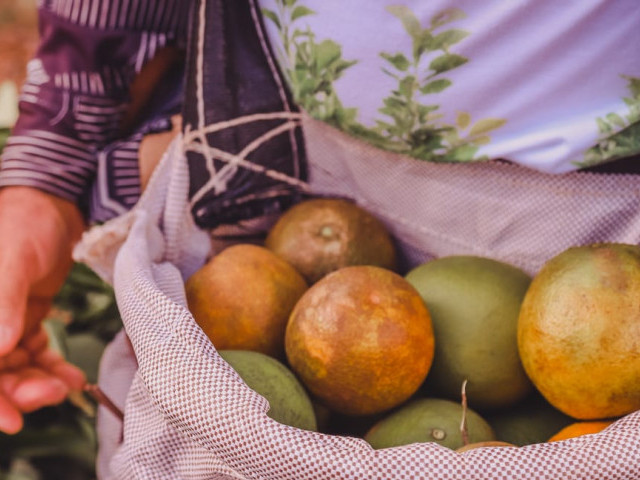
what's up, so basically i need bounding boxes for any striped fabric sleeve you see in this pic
[0,0,190,216]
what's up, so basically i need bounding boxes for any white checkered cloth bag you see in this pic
[78,116,640,479]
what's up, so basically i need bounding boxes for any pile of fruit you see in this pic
[185,197,640,451]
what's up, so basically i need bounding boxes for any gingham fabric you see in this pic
[77,114,640,479]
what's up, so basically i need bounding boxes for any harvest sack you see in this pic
[77,113,640,479]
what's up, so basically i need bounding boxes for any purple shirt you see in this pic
[0,0,190,221]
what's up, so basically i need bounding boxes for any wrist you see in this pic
[0,186,85,240]
[0,186,85,284]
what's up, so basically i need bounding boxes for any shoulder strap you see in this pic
[182,0,308,229]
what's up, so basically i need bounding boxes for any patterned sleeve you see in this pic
[0,0,190,219]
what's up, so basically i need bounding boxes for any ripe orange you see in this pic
[265,198,396,284]
[185,244,307,359]
[285,265,434,416]
[548,420,614,442]
[518,243,640,419]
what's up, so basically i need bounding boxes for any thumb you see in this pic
[0,271,28,356]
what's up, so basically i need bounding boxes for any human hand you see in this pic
[0,326,86,433]
[0,187,86,433]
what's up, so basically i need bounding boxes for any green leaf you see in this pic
[606,112,627,129]
[374,119,396,132]
[626,104,640,124]
[0,421,97,469]
[420,78,452,94]
[337,106,358,125]
[474,135,491,145]
[296,77,320,98]
[293,67,307,84]
[399,75,416,97]
[432,29,469,49]
[66,333,107,384]
[380,52,411,71]
[448,144,478,162]
[283,0,297,7]
[409,127,444,149]
[623,97,635,107]
[596,117,612,135]
[429,53,468,74]
[441,126,460,144]
[416,104,439,122]
[291,5,314,21]
[384,96,407,107]
[4,458,40,480]
[382,68,401,80]
[386,5,422,39]
[315,39,341,70]
[623,75,640,99]
[456,111,471,129]
[43,319,68,357]
[415,31,433,52]
[430,8,466,29]
[334,59,358,77]
[469,117,506,136]
[261,9,281,29]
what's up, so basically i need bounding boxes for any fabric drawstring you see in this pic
[183,111,310,208]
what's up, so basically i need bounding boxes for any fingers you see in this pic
[24,327,87,391]
[35,349,87,391]
[0,369,68,413]
[0,347,29,370]
[0,324,88,435]
[22,325,49,353]
[0,367,70,435]
[0,393,22,434]
[0,275,28,356]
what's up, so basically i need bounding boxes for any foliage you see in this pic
[53,263,122,343]
[0,262,120,480]
[263,0,358,129]
[366,6,505,162]
[263,3,506,163]
[578,75,640,167]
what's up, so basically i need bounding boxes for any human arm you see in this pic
[0,0,189,433]
[0,186,86,433]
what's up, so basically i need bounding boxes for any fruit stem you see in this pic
[84,383,124,421]
[460,379,469,446]
[320,225,334,238]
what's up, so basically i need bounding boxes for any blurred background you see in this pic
[0,0,38,129]
[1,2,122,479]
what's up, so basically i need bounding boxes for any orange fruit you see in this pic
[285,265,434,416]
[485,391,573,446]
[185,244,307,359]
[548,420,615,442]
[218,350,317,431]
[406,256,533,410]
[265,198,396,284]
[518,243,640,419]
[365,398,495,450]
